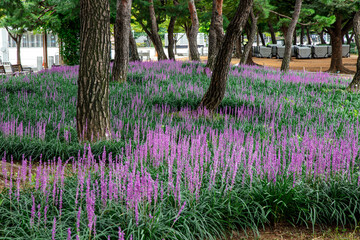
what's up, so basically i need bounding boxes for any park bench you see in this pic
[10,64,33,75]
[139,51,151,61]
[255,46,272,58]
[276,46,285,58]
[0,65,6,75]
[342,45,350,58]
[267,44,279,57]
[295,46,312,59]
[312,45,328,58]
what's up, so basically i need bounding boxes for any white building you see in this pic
[0,28,60,70]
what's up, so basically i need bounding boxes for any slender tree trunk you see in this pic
[77,0,111,142]
[268,22,277,44]
[43,32,48,69]
[319,30,326,44]
[206,0,224,69]
[198,0,253,112]
[246,47,256,65]
[167,0,179,60]
[293,27,297,45]
[149,0,168,60]
[300,26,304,44]
[129,31,140,61]
[259,28,266,46]
[348,10,360,91]
[241,10,258,64]
[15,37,22,65]
[187,0,200,61]
[168,17,176,60]
[112,0,132,83]
[327,14,353,73]
[235,34,242,58]
[306,26,312,45]
[346,32,354,44]
[280,0,302,72]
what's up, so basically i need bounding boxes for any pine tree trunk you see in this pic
[112,0,132,83]
[168,16,176,60]
[198,0,253,112]
[77,0,111,142]
[259,29,266,46]
[241,10,258,64]
[187,0,200,61]
[280,0,302,72]
[268,22,277,44]
[206,0,224,69]
[167,0,179,61]
[306,26,312,45]
[327,14,353,73]
[348,10,360,92]
[149,0,168,60]
[129,31,140,61]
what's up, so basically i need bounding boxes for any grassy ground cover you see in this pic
[0,61,359,239]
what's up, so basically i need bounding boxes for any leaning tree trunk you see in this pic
[259,29,266,46]
[240,10,258,64]
[348,10,360,92]
[167,0,179,60]
[149,0,168,60]
[187,0,200,61]
[327,13,353,73]
[77,0,111,142]
[112,0,132,83]
[268,22,277,44]
[198,0,253,112]
[280,0,302,72]
[306,26,312,45]
[129,31,140,61]
[206,0,224,69]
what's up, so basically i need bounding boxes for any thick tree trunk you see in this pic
[259,29,266,46]
[268,22,277,44]
[241,10,258,64]
[187,0,200,61]
[129,31,140,61]
[112,0,132,83]
[319,30,326,44]
[327,14,353,73]
[167,0,179,60]
[198,0,253,112]
[149,0,168,60]
[43,32,48,69]
[206,0,224,69]
[348,10,360,91]
[306,27,311,45]
[77,0,111,142]
[280,0,302,72]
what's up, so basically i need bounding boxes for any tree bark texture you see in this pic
[327,13,353,73]
[198,0,253,112]
[241,10,258,64]
[112,0,132,83]
[348,10,360,92]
[280,0,302,72]
[77,0,111,142]
[268,22,277,44]
[187,0,200,61]
[206,0,224,69]
[149,0,168,60]
[129,30,140,61]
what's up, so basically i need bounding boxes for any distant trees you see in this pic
[348,10,360,92]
